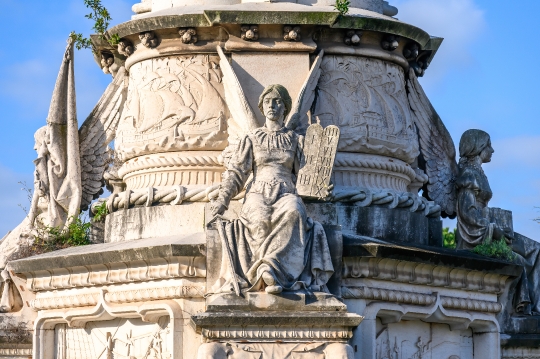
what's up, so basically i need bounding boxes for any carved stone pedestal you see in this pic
[192,293,362,359]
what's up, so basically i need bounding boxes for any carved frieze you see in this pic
[22,256,206,292]
[376,322,473,359]
[343,257,509,294]
[31,284,205,310]
[116,55,228,161]
[56,317,172,359]
[313,55,419,163]
[119,151,224,190]
[342,286,502,313]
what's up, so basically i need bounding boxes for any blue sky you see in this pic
[0,0,539,239]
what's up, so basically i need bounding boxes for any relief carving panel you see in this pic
[56,317,172,359]
[313,55,419,164]
[116,55,228,161]
[376,320,473,359]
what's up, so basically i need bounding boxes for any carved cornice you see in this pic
[343,257,509,294]
[334,153,416,182]
[502,348,540,359]
[202,327,353,341]
[342,286,502,314]
[30,284,205,310]
[118,152,223,179]
[441,296,502,313]
[23,256,206,292]
[342,286,435,306]
[0,347,33,356]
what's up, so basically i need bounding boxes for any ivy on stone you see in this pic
[70,0,120,51]
[334,0,351,15]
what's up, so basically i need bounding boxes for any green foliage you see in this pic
[443,227,457,249]
[334,0,351,15]
[10,215,92,261]
[92,201,108,223]
[473,237,516,262]
[70,0,119,51]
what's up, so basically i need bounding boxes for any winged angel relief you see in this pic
[208,47,336,295]
[0,37,126,271]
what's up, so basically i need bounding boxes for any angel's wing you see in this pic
[407,68,458,218]
[78,67,128,211]
[217,46,259,144]
[285,50,324,134]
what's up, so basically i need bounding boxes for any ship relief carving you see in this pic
[116,55,228,161]
[313,56,419,163]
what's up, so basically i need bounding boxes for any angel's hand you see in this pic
[211,201,227,217]
[322,182,334,201]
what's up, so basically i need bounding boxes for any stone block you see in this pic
[337,205,432,246]
[105,203,206,242]
[232,52,310,126]
[206,292,347,312]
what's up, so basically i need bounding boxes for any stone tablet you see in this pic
[297,124,340,199]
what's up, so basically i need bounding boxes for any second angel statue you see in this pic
[209,48,335,295]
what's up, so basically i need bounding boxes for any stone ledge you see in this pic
[9,233,206,273]
[191,311,363,329]
[206,292,347,312]
[343,233,522,277]
[107,4,431,47]
[501,333,540,348]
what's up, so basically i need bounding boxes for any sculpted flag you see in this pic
[42,38,82,228]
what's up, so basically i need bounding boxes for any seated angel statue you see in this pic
[210,84,334,295]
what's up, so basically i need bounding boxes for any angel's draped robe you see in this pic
[456,162,540,314]
[212,126,334,292]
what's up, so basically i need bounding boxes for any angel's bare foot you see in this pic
[262,271,275,286]
[265,285,283,294]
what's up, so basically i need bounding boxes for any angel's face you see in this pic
[480,141,494,163]
[262,91,285,122]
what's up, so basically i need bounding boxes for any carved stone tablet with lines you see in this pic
[297,124,340,199]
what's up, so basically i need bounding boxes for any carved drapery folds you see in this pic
[116,55,228,161]
[313,55,419,163]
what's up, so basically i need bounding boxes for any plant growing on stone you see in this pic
[473,237,516,262]
[70,0,120,51]
[443,227,456,249]
[92,201,108,223]
[334,0,351,15]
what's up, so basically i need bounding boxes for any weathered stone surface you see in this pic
[105,203,206,242]
[297,124,339,199]
[342,234,523,278]
[206,292,347,312]
[9,234,205,273]
[337,205,440,246]
[231,52,310,126]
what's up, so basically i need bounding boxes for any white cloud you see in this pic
[393,0,486,87]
